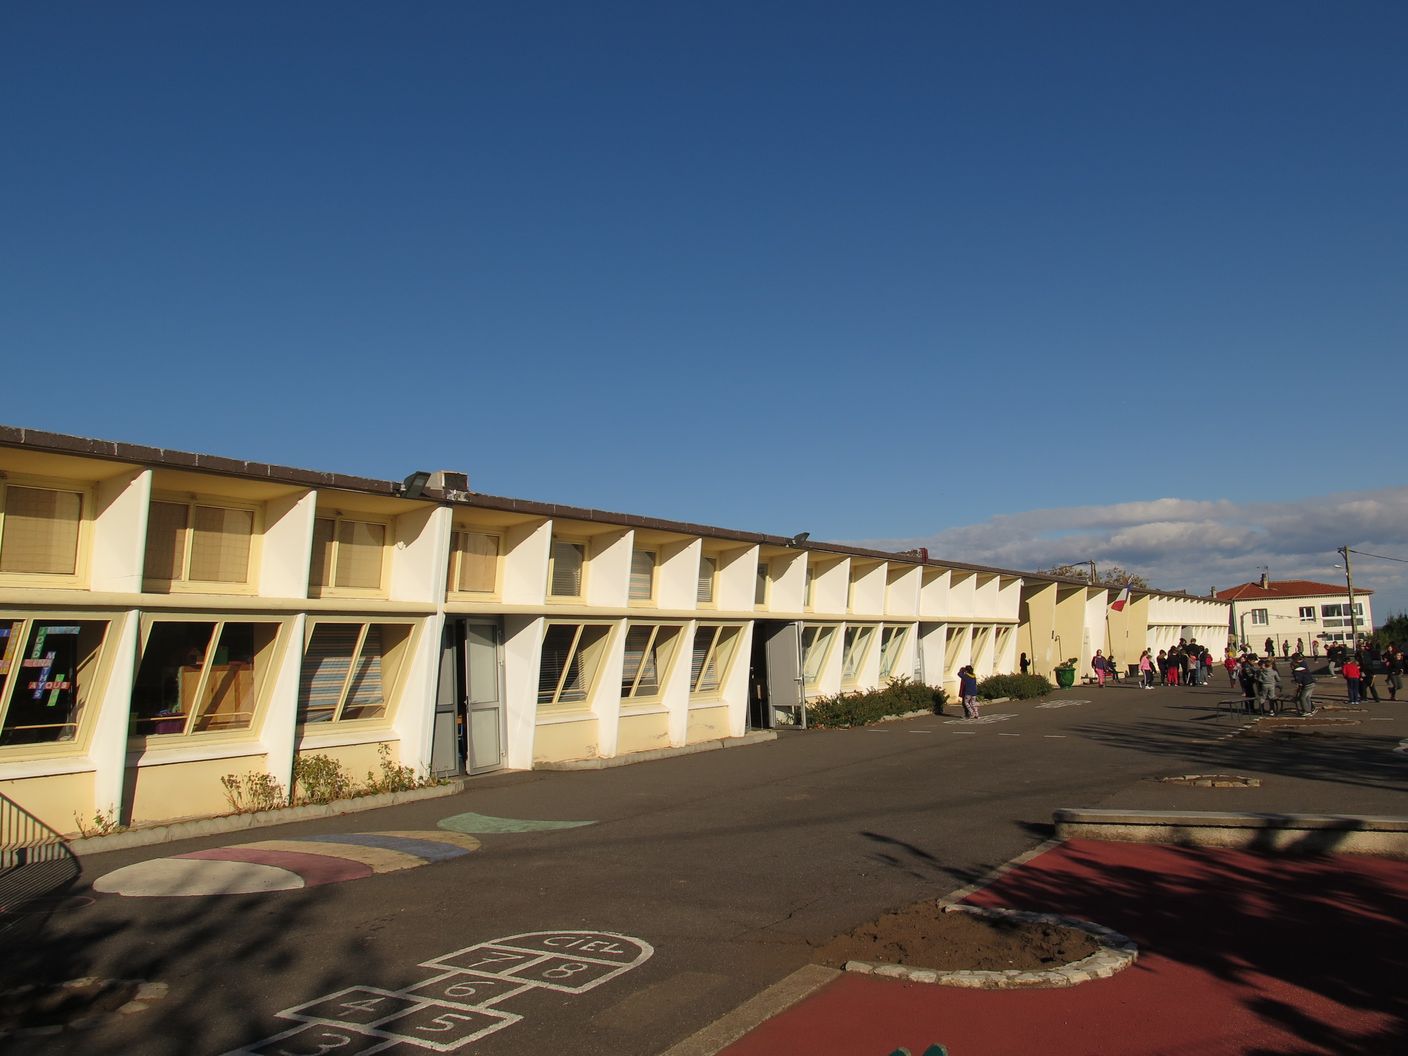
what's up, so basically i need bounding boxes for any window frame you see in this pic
[308,512,391,598]
[1298,606,1316,622]
[879,625,907,679]
[547,537,589,601]
[841,625,875,685]
[1249,609,1269,626]
[296,618,416,728]
[696,554,717,606]
[620,622,684,704]
[129,613,285,739]
[446,527,503,598]
[689,622,743,699]
[0,476,93,588]
[143,492,262,594]
[801,624,838,688]
[0,612,110,751]
[537,620,612,710]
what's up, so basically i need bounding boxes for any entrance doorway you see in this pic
[432,618,506,778]
[748,620,805,730]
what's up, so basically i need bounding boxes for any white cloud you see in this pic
[858,485,1408,621]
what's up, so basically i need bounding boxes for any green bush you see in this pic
[291,753,355,805]
[806,676,947,729]
[220,771,288,813]
[364,743,427,794]
[977,673,1055,700]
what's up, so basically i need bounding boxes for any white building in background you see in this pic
[1216,575,1374,653]
[0,426,1229,834]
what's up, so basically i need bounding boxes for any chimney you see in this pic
[1259,571,1269,589]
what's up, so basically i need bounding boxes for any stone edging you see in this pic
[0,978,168,1040]
[842,905,1137,989]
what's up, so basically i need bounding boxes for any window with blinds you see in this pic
[755,562,769,606]
[537,623,609,707]
[447,530,500,594]
[690,624,740,696]
[803,567,814,609]
[621,624,681,700]
[697,556,716,604]
[296,622,410,724]
[548,539,586,598]
[842,625,874,682]
[0,617,107,746]
[129,619,279,736]
[629,548,656,601]
[144,498,255,587]
[0,484,83,577]
[879,626,907,678]
[309,516,387,593]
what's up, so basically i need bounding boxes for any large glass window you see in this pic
[690,624,742,696]
[310,516,387,592]
[297,622,412,724]
[802,625,838,687]
[879,626,907,679]
[537,623,610,707]
[145,499,255,586]
[621,624,682,701]
[548,539,586,599]
[130,620,279,736]
[0,618,107,746]
[0,485,83,576]
[446,530,500,595]
[841,625,875,683]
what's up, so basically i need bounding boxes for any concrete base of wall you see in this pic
[535,731,777,771]
[1053,808,1408,858]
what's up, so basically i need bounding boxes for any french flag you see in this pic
[1110,581,1133,612]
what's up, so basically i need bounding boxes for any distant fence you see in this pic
[0,792,79,918]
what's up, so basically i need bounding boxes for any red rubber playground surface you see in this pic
[720,840,1408,1056]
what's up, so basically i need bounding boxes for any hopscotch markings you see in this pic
[1037,699,1089,709]
[230,931,653,1055]
[944,714,1013,725]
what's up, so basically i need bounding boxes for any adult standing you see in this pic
[1311,638,1320,658]
[1342,654,1362,705]
[1019,652,1030,675]
[1265,636,1275,659]
[1387,664,1401,702]
[1296,637,1305,656]
[1091,649,1108,688]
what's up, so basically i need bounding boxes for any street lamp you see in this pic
[1336,546,1361,654]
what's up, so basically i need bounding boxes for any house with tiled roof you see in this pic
[1215,574,1373,654]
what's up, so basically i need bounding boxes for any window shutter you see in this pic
[145,501,189,581]
[538,625,577,704]
[309,518,335,588]
[298,624,358,723]
[550,541,584,597]
[189,505,253,582]
[629,549,655,600]
[335,520,385,589]
[1,486,82,575]
[697,557,715,603]
[342,625,388,720]
[691,626,717,691]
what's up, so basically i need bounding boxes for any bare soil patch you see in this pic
[814,899,1100,971]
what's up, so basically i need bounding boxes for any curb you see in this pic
[63,780,467,856]
[657,964,839,1056]
[534,731,776,770]
[1054,808,1408,858]
[843,905,1137,989]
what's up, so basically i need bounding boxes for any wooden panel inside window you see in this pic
[309,518,335,588]
[189,505,253,582]
[1,486,82,575]
[456,532,499,593]
[145,501,189,581]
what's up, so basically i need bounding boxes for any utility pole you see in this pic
[1338,545,1360,654]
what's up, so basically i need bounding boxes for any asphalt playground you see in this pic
[2,672,1404,1055]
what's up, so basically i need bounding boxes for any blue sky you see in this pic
[3,3,1406,614]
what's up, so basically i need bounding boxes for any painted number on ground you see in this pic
[1037,699,1089,709]
[229,931,654,1055]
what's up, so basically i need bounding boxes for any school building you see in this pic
[0,426,1230,834]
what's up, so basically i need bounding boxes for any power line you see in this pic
[1346,547,1408,565]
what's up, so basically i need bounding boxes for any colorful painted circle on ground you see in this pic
[93,830,481,897]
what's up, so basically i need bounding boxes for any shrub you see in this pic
[977,673,1055,700]
[363,743,427,795]
[806,676,947,729]
[220,771,288,813]
[291,753,355,805]
[72,806,124,837]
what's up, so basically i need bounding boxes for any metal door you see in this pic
[463,620,505,774]
[430,622,463,779]
[764,621,805,729]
